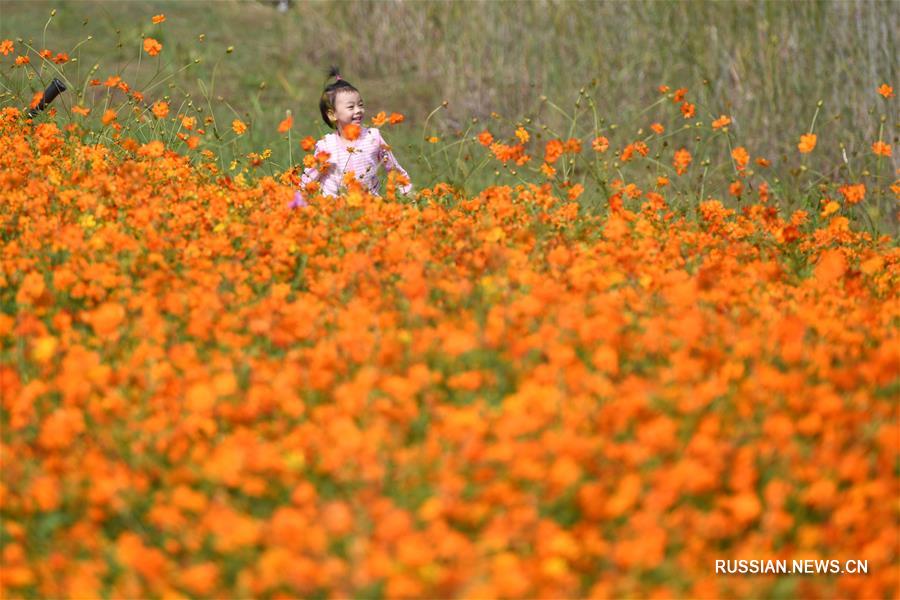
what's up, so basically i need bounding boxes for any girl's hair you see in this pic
[319,66,359,129]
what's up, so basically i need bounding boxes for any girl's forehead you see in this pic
[335,90,362,103]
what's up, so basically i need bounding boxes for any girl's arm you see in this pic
[376,130,413,194]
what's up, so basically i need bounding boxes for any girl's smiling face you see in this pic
[329,90,365,136]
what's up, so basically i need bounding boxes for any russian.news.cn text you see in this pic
[716,560,868,575]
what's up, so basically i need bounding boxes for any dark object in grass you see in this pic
[27,78,67,118]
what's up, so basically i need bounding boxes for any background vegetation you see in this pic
[4,0,897,135]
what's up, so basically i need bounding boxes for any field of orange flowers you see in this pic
[1,88,899,600]
[2,6,900,596]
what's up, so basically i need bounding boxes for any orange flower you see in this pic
[277,114,293,134]
[567,183,584,200]
[656,176,669,187]
[0,39,13,55]
[820,199,840,218]
[300,135,316,151]
[726,493,762,525]
[478,130,494,146]
[152,14,166,24]
[680,102,695,119]
[85,302,127,338]
[606,474,641,517]
[303,180,320,195]
[564,137,582,154]
[798,133,817,153]
[151,101,169,119]
[52,52,69,64]
[731,146,749,170]
[673,147,691,175]
[143,37,162,56]
[838,183,865,205]
[872,140,892,157]
[672,87,687,103]
[491,142,527,164]
[712,115,732,129]
[758,181,770,203]
[38,407,85,450]
[371,111,387,126]
[14,55,29,66]
[231,119,247,135]
[515,127,530,143]
[814,249,847,286]
[315,151,331,170]
[658,84,670,94]
[650,122,665,134]
[179,563,218,596]
[545,139,564,164]
[343,123,361,141]
[72,106,90,117]
[388,112,404,124]
[16,272,46,304]
[592,136,609,153]
[877,83,893,98]
[101,109,117,125]
[756,157,771,167]
[729,180,743,197]
[31,475,61,511]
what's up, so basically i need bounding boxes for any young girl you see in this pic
[294,67,412,203]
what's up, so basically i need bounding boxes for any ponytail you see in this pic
[327,65,342,82]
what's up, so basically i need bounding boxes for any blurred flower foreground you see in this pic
[1,103,899,600]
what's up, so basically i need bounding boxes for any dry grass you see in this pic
[3,0,897,150]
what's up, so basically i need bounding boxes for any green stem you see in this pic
[287,113,293,169]
[808,102,822,135]
[143,61,195,94]
[41,10,54,53]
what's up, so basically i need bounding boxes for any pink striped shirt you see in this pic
[299,127,412,198]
